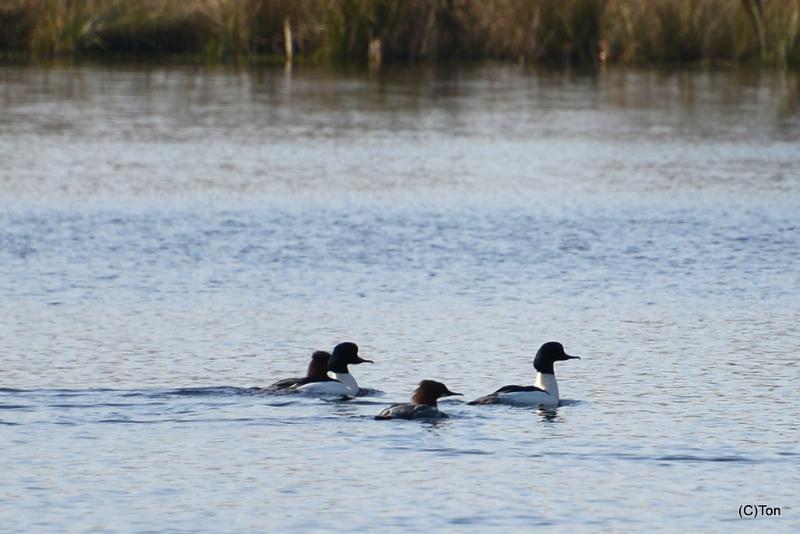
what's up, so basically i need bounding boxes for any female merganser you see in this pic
[375,380,462,420]
[263,351,333,393]
[468,342,580,407]
[292,342,372,397]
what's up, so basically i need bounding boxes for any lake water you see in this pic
[0,64,798,531]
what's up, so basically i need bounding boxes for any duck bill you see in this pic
[443,390,463,397]
[564,354,581,360]
[355,356,374,364]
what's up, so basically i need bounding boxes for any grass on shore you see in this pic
[1,0,799,67]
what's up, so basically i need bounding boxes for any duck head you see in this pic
[306,350,331,379]
[411,380,462,406]
[533,341,580,375]
[328,342,373,373]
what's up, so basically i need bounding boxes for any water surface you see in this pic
[1,64,798,531]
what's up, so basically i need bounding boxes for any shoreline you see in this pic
[1,0,798,68]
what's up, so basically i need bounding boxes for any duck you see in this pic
[468,341,580,407]
[375,380,462,420]
[263,350,333,393]
[292,342,372,397]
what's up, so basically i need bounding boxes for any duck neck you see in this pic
[329,372,359,396]
[534,372,559,401]
[306,359,328,380]
[410,389,437,407]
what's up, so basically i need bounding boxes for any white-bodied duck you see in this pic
[468,342,580,407]
[293,342,372,397]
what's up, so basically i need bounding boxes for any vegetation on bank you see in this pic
[1,0,799,67]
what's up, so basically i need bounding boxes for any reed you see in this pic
[0,0,798,67]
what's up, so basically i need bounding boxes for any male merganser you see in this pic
[468,342,580,407]
[292,342,372,397]
[263,351,333,393]
[375,380,462,420]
